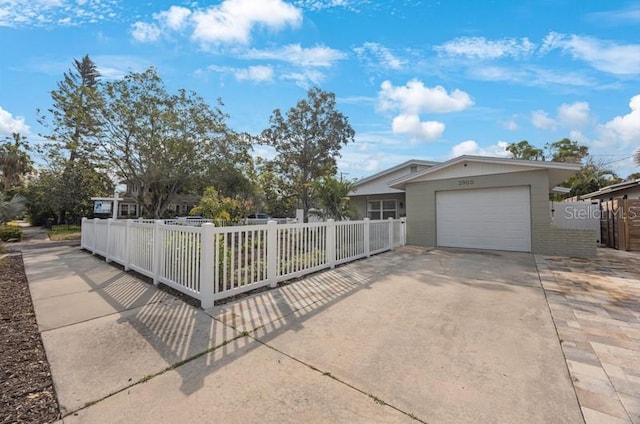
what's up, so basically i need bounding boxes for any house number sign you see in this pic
[458,179,475,186]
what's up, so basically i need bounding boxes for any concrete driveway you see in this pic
[25,246,582,424]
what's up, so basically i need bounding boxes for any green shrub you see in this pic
[0,225,23,241]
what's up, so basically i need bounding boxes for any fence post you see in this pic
[388,217,394,251]
[92,218,98,255]
[364,218,370,258]
[152,220,163,286]
[199,223,215,310]
[106,218,113,263]
[400,217,406,246]
[81,217,87,250]
[327,219,336,268]
[267,220,278,288]
[124,219,132,271]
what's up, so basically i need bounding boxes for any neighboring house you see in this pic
[92,183,199,219]
[385,155,594,257]
[576,179,640,201]
[348,159,439,219]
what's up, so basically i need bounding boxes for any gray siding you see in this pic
[405,170,550,252]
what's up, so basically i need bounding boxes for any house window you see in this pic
[410,165,418,173]
[367,200,397,220]
[120,204,137,217]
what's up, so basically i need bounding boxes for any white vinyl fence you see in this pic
[81,217,406,309]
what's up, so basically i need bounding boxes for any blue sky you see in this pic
[1,0,639,180]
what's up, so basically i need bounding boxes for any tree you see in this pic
[40,54,102,163]
[312,176,355,220]
[546,138,589,163]
[0,193,26,224]
[37,55,108,223]
[94,67,248,218]
[0,133,33,193]
[567,159,621,197]
[506,140,544,161]
[190,186,252,224]
[258,88,355,222]
[253,159,297,218]
[626,172,640,181]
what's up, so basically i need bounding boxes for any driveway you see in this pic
[25,246,582,424]
[538,249,640,424]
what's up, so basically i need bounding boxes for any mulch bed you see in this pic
[0,254,60,424]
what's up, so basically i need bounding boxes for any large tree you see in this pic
[567,159,621,197]
[258,88,355,222]
[94,67,247,218]
[37,55,109,223]
[40,54,102,163]
[506,140,544,161]
[546,138,589,164]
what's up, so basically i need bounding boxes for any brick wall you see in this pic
[533,227,597,257]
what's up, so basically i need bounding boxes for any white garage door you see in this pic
[436,186,531,252]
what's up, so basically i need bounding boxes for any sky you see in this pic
[0,0,639,181]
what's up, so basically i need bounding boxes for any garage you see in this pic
[436,186,531,252]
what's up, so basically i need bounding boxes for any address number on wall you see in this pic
[458,179,475,186]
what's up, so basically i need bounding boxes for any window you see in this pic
[410,165,418,173]
[367,200,397,220]
[119,204,137,217]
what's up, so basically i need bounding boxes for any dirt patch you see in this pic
[0,254,60,424]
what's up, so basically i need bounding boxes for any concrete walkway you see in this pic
[23,246,585,424]
[537,250,640,424]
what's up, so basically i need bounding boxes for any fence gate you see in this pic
[600,198,640,251]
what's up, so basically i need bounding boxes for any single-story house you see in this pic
[576,178,640,201]
[348,159,439,219]
[376,155,594,257]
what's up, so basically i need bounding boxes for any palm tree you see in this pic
[0,193,26,224]
[313,176,355,220]
[0,133,33,192]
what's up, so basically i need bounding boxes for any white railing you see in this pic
[81,217,406,309]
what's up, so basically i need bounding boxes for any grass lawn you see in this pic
[48,224,81,241]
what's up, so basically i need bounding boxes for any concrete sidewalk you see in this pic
[24,246,583,424]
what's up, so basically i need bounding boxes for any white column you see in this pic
[364,218,370,258]
[267,220,278,287]
[388,217,394,251]
[199,223,215,310]
[327,219,336,268]
[152,220,163,286]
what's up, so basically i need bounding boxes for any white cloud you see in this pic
[93,55,151,79]
[468,65,594,87]
[531,110,557,130]
[542,32,640,76]
[450,140,510,158]
[600,94,640,144]
[132,0,302,45]
[353,42,406,70]
[435,36,536,59]
[391,114,445,142]
[154,6,191,31]
[191,0,302,45]
[131,22,161,43]
[281,69,325,88]
[243,44,346,67]
[0,106,30,136]
[378,79,474,114]
[235,65,274,82]
[0,0,119,27]
[557,101,590,128]
[501,118,519,131]
[587,5,640,24]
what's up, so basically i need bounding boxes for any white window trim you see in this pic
[367,199,397,220]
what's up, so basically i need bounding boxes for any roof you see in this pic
[352,159,440,188]
[579,179,640,199]
[389,155,581,190]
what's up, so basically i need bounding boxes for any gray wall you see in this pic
[403,170,596,257]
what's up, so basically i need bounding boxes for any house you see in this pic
[349,155,595,257]
[576,178,640,201]
[92,183,199,219]
[387,155,596,256]
[348,159,439,219]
